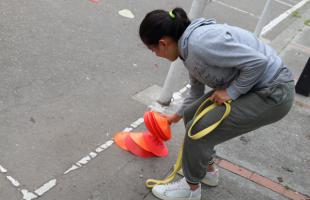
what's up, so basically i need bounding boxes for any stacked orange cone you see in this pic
[114,111,171,158]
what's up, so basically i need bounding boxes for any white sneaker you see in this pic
[178,167,219,187]
[152,178,201,200]
[202,168,219,187]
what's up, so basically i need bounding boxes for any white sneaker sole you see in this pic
[177,169,218,187]
[152,188,201,200]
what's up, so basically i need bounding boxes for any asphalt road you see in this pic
[0,0,305,199]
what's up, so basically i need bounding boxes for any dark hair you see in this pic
[139,7,191,46]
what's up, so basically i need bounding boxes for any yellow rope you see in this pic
[145,98,231,188]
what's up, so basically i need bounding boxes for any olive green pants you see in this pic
[182,81,295,184]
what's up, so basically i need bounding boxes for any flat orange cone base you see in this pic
[129,132,151,152]
[125,135,155,158]
[114,132,130,151]
[143,132,168,157]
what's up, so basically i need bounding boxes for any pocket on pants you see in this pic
[255,83,292,106]
[253,82,294,126]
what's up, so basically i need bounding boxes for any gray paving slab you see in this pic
[144,168,288,200]
[263,2,310,41]
[294,94,310,115]
[216,106,310,196]
[201,168,288,200]
[295,27,310,47]
[267,5,310,79]
[281,47,309,79]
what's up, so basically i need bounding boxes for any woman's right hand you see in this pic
[160,113,182,125]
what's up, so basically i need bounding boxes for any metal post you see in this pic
[254,0,273,37]
[188,0,211,19]
[157,0,210,105]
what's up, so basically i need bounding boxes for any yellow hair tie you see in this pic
[169,11,176,19]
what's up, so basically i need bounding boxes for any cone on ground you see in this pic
[114,111,171,158]
[114,131,130,151]
[125,134,154,158]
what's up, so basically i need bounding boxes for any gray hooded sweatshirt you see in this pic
[176,18,293,116]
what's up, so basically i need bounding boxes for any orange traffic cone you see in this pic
[114,111,172,158]
[125,134,155,158]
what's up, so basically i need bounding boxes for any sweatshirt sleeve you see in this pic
[176,74,205,116]
[193,30,268,100]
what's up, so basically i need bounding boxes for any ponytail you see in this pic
[139,7,191,46]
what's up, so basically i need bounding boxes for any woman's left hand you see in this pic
[210,89,232,104]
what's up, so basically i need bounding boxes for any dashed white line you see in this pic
[123,127,133,132]
[6,176,20,187]
[78,155,92,165]
[34,179,57,196]
[130,118,144,128]
[64,165,79,175]
[89,152,98,158]
[0,164,7,173]
[0,163,37,200]
[261,0,310,36]
[21,189,38,200]
[63,140,114,175]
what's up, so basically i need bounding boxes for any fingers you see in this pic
[210,92,224,104]
[159,114,174,124]
[210,92,219,104]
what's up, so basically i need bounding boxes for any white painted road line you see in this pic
[63,140,114,175]
[0,163,38,200]
[21,189,38,200]
[6,176,20,187]
[274,0,293,7]
[0,164,7,173]
[261,0,310,36]
[123,127,133,132]
[34,179,57,196]
[130,118,144,128]
[214,0,259,18]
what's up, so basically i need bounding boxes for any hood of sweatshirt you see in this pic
[178,18,216,60]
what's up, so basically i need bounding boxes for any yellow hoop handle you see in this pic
[188,98,231,140]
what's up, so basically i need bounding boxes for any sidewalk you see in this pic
[140,3,310,200]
